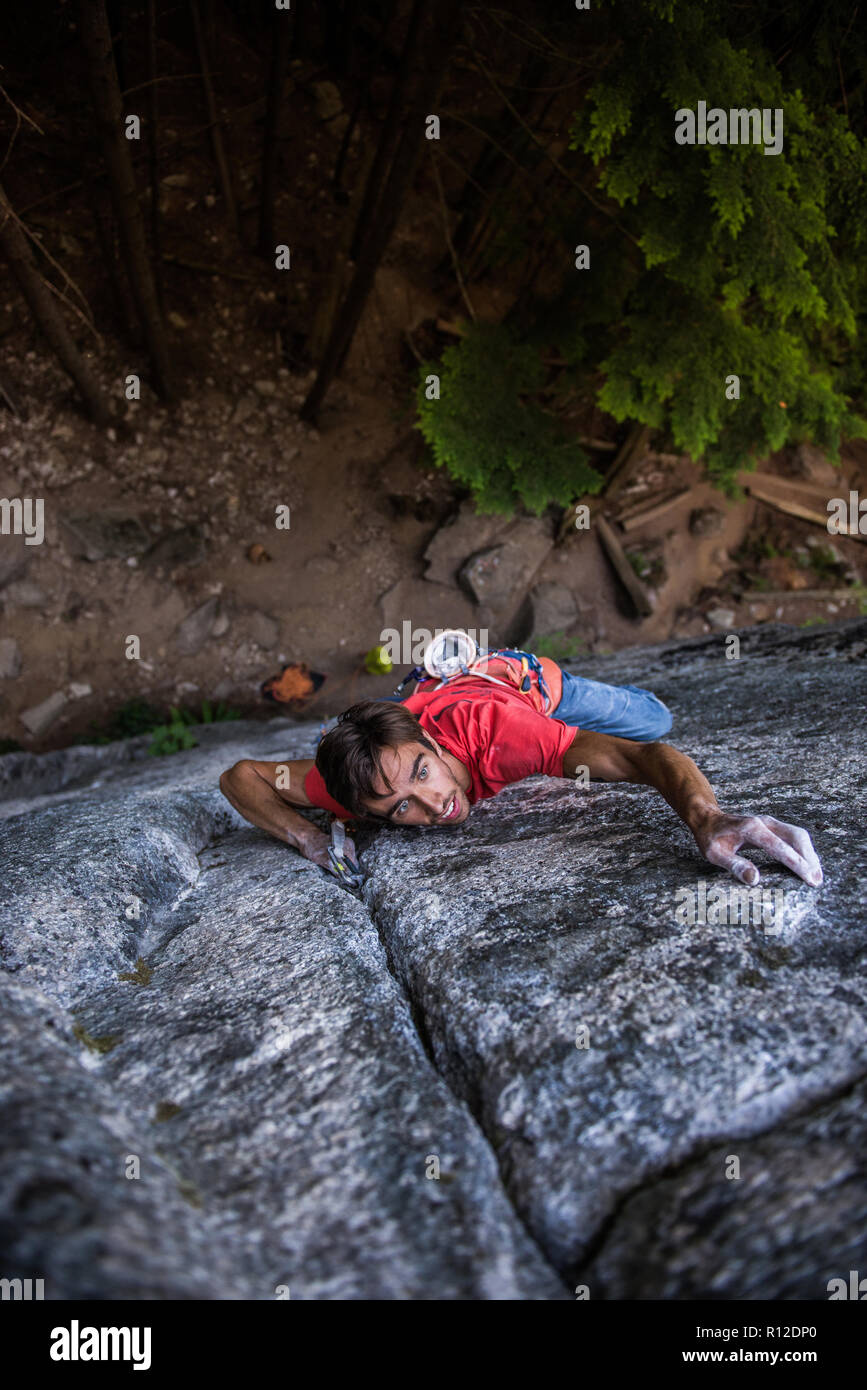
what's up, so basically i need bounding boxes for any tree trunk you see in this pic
[447,47,550,269]
[76,0,172,398]
[145,0,164,309]
[82,164,140,341]
[258,1,293,256]
[190,0,241,240]
[301,0,465,423]
[332,0,399,194]
[349,0,426,261]
[0,182,114,424]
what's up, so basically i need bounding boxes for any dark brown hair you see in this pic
[315,700,435,820]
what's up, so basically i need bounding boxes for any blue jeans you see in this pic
[551,670,672,741]
[383,668,672,741]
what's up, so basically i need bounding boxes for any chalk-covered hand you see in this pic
[693,811,823,887]
[293,826,333,872]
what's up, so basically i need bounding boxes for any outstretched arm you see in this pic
[219,757,332,870]
[562,732,823,887]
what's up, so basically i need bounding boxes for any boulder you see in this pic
[422,500,508,586]
[454,517,553,642]
[529,582,578,637]
[1,619,865,1298]
[174,597,222,655]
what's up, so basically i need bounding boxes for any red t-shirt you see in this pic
[303,678,577,818]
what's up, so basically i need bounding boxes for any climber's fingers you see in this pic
[754,815,823,885]
[701,812,823,887]
[739,816,823,887]
[703,836,762,886]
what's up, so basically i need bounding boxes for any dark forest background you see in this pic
[1,0,866,751]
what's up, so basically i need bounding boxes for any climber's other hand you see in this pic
[294,827,332,872]
[694,811,823,887]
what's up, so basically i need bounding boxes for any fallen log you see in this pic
[595,513,654,617]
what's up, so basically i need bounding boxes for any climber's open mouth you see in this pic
[439,795,461,822]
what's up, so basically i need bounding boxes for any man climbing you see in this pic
[219,640,823,890]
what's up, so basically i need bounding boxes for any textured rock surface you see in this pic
[1,619,865,1299]
[0,719,563,1300]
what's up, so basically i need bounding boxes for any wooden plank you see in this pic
[739,470,839,503]
[595,513,654,617]
[619,487,693,531]
[744,479,830,529]
[602,423,653,502]
[742,589,861,602]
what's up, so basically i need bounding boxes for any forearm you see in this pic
[219,765,320,851]
[627,741,720,839]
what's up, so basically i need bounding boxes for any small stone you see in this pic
[312,80,343,123]
[3,579,46,608]
[19,690,67,735]
[0,637,22,678]
[689,507,726,538]
[174,597,221,655]
[212,609,231,638]
[706,606,737,631]
[253,380,277,397]
[168,311,188,329]
[68,682,92,699]
[231,397,258,425]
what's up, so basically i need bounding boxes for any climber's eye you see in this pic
[391,763,427,819]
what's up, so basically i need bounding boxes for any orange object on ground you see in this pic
[261,663,325,704]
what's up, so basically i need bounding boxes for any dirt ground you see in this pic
[2,45,866,753]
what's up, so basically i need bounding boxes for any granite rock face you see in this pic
[1,619,865,1299]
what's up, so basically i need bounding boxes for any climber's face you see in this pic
[360,733,471,827]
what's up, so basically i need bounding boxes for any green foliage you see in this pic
[75,697,241,752]
[566,0,867,485]
[146,700,241,757]
[848,583,867,616]
[529,631,586,663]
[415,322,604,514]
[75,699,166,745]
[148,709,199,756]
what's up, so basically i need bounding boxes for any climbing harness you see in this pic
[391,630,554,714]
[326,817,365,897]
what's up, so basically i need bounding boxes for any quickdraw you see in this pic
[326,817,364,897]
